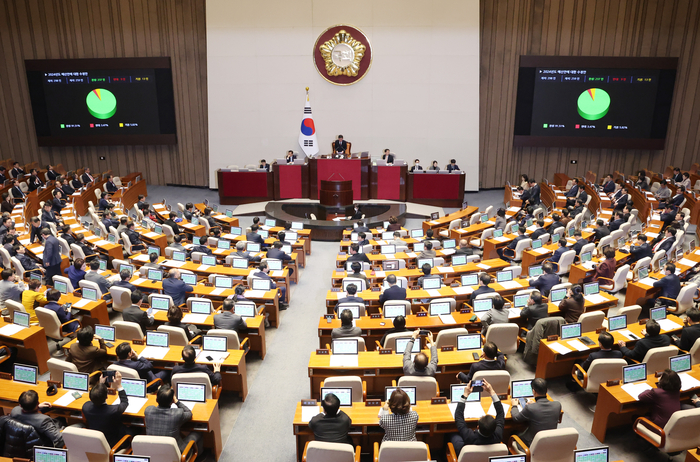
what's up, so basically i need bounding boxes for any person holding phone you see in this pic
[403,329,438,376]
[450,380,503,455]
[82,371,134,447]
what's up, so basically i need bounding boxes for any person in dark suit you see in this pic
[510,378,562,447]
[231,241,259,262]
[82,373,132,447]
[144,385,202,453]
[1,192,13,214]
[10,180,25,202]
[659,204,677,231]
[52,190,66,214]
[309,393,353,444]
[639,370,681,429]
[618,319,671,362]
[162,269,193,307]
[409,159,423,172]
[285,150,297,163]
[671,167,683,184]
[172,345,222,386]
[529,262,560,297]
[570,198,585,217]
[115,343,169,384]
[266,241,293,275]
[162,212,181,235]
[122,291,154,332]
[246,224,265,245]
[381,149,395,164]
[258,159,270,171]
[629,234,652,264]
[450,380,504,455]
[69,174,82,190]
[529,220,547,240]
[43,289,78,333]
[577,332,624,377]
[252,262,287,307]
[41,229,62,285]
[41,203,59,227]
[496,226,528,262]
[348,204,362,220]
[10,162,24,179]
[333,135,348,158]
[81,167,95,184]
[213,299,248,336]
[447,159,460,172]
[379,315,409,347]
[66,326,108,373]
[356,232,370,247]
[548,214,564,234]
[470,273,495,305]
[613,187,629,212]
[112,269,137,291]
[673,307,700,351]
[456,341,505,383]
[347,243,370,264]
[519,290,549,329]
[602,174,616,193]
[608,211,625,232]
[547,239,569,264]
[336,283,364,311]
[11,390,64,447]
[125,222,146,251]
[416,263,441,289]
[379,274,406,305]
[571,231,588,255]
[27,170,43,191]
[61,177,75,196]
[526,178,540,204]
[651,262,682,307]
[591,220,610,242]
[565,180,579,199]
[102,175,118,193]
[354,221,369,233]
[45,165,58,181]
[652,227,676,255]
[98,192,111,211]
[0,167,8,185]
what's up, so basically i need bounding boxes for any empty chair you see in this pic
[469,228,493,249]
[471,370,511,396]
[62,426,130,462]
[665,283,697,314]
[509,427,578,462]
[640,346,679,374]
[633,407,700,455]
[320,376,365,402]
[435,327,469,348]
[649,250,666,272]
[578,311,605,332]
[484,323,518,354]
[618,305,642,324]
[572,358,626,394]
[5,299,26,317]
[157,325,190,346]
[504,265,522,278]
[114,321,144,341]
[397,376,439,401]
[440,219,462,238]
[302,441,360,462]
[109,286,132,312]
[578,242,595,258]
[132,435,197,462]
[374,441,430,462]
[549,282,572,293]
[36,307,79,356]
[47,357,79,381]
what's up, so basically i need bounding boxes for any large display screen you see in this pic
[25,57,177,146]
[514,56,677,149]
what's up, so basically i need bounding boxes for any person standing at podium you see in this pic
[333,135,348,159]
[382,149,395,164]
[409,159,423,173]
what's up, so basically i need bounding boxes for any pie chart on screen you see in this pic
[86,89,117,119]
[577,88,610,121]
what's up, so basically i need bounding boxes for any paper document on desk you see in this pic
[69,223,81,229]
[94,240,109,246]
[439,314,457,325]
[72,299,92,308]
[499,281,522,290]
[488,402,509,417]
[329,355,359,368]
[301,405,322,423]
[508,308,522,318]
[437,266,453,273]
[429,220,440,225]
[209,288,226,296]
[213,249,226,255]
[581,262,595,270]
[113,396,149,414]
[179,401,198,411]
[441,249,456,256]
[244,290,268,298]
[657,318,683,331]
[584,294,608,305]
[144,232,160,238]
[621,382,652,400]
[140,347,170,359]
[507,207,520,212]
[168,261,186,268]
[332,218,344,222]
[335,292,347,300]
[637,277,658,287]
[452,286,473,295]
[651,214,661,221]
[374,271,386,278]
[493,237,510,242]
[646,232,659,239]
[270,270,284,277]
[19,239,30,246]
[448,402,485,419]
[182,223,195,228]
[132,278,147,285]
[182,314,208,324]
[526,226,536,232]
[567,340,589,351]
[384,254,396,260]
[680,373,700,391]
[214,214,228,220]
[133,254,149,262]
[476,263,491,269]
[695,250,700,257]
[197,264,213,271]
[53,391,79,407]
[549,343,573,355]
[426,289,442,297]
[678,258,697,267]
[0,324,25,336]
[533,248,551,254]
[406,252,417,258]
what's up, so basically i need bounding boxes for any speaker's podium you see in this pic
[320,180,353,207]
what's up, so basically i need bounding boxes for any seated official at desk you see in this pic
[389,232,404,247]
[629,234,652,263]
[639,369,681,428]
[591,220,610,242]
[123,290,155,332]
[214,299,248,336]
[349,204,363,220]
[379,315,408,347]
[381,149,394,164]
[333,135,348,159]
[417,263,441,288]
[336,283,363,312]
[429,160,439,171]
[481,295,509,335]
[585,247,616,284]
[403,329,438,376]
[347,243,370,264]
[617,318,671,362]
[528,262,560,296]
[252,261,288,308]
[168,234,189,255]
[163,269,194,307]
[44,289,79,332]
[673,307,700,351]
[347,262,369,286]
[67,326,109,374]
[379,274,406,305]
[570,231,588,255]
[172,345,223,386]
[259,159,270,171]
[450,380,504,455]
[115,342,170,385]
[0,268,24,309]
[86,259,112,294]
[145,385,202,454]
[266,241,293,275]
[496,226,527,262]
[446,159,460,172]
[143,252,161,269]
[409,159,423,173]
[470,273,495,306]
[510,378,561,448]
[357,232,369,246]
[166,306,201,341]
[285,150,297,164]
[379,388,419,442]
[246,224,265,245]
[456,341,505,383]
[549,213,564,233]
[309,392,353,444]
[494,209,507,231]
[82,372,133,447]
[11,390,64,448]
[331,309,362,339]
[354,221,369,233]
[576,332,623,380]
[520,291,548,330]
[558,285,585,323]
[638,262,681,311]
[418,241,436,259]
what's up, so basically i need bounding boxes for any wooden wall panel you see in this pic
[480,0,700,189]
[0,0,208,187]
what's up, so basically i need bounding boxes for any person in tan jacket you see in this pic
[66,326,108,374]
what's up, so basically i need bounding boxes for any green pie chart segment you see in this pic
[86,89,117,119]
[577,88,610,121]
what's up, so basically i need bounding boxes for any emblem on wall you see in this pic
[313,25,372,85]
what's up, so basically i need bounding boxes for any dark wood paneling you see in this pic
[0,0,208,187]
[480,0,700,189]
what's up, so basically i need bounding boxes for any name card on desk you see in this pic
[316,349,329,355]
[441,346,454,352]
[431,397,447,405]
[366,399,381,407]
[378,349,392,355]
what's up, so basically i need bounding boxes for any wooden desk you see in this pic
[591,364,700,442]
[309,158,370,201]
[217,169,274,205]
[0,378,224,458]
[59,293,110,326]
[62,339,248,401]
[535,314,684,379]
[625,249,700,307]
[567,249,632,284]
[0,319,51,374]
[370,165,407,201]
[422,207,478,232]
[408,172,466,207]
[152,204,207,237]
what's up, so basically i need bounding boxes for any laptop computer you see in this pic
[264,219,275,227]
[121,378,147,398]
[493,229,504,238]
[560,322,582,340]
[154,225,163,235]
[285,232,298,242]
[382,231,394,240]
[410,229,424,239]
[385,386,417,405]
[172,251,186,262]
[473,298,493,313]
[13,311,30,328]
[338,303,361,319]
[551,233,561,243]
[267,259,283,271]
[342,279,361,292]
[34,447,68,462]
[291,222,303,230]
[246,243,261,253]
[231,257,248,269]
[383,304,407,319]
[147,246,160,257]
[511,379,534,408]
[281,244,292,254]
[259,230,269,239]
[607,314,627,332]
[580,251,592,263]
[532,239,543,249]
[461,274,479,287]
[150,295,170,310]
[670,353,692,373]
[148,269,163,282]
[450,384,480,403]
[176,382,207,403]
[228,226,242,236]
[63,371,89,392]
[203,335,228,352]
[320,387,352,406]
[331,339,359,355]
[443,239,456,249]
[217,240,231,250]
[252,278,271,291]
[190,299,212,314]
[549,287,567,302]
[457,334,482,351]
[146,331,170,348]
[623,363,647,384]
[381,245,396,255]
[423,277,441,290]
[573,447,609,462]
[82,287,98,301]
[417,258,434,268]
[120,264,134,277]
[583,282,599,296]
[413,242,425,253]
[429,300,451,316]
[54,279,68,294]
[95,324,115,342]
[431,212,440,220]
[395,337,420,354]
[13,363,37,384]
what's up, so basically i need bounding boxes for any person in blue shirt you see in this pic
[548,239,568,264]
[65,258,86,290]
[528,262,560,297]
[44,288,78,332]
[115,342,169,389]
[162,269,193,306]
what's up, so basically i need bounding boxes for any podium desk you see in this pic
[0,320,50,374]
[408,172,465,207]
[217,169,274,205]
[370,165,407,201]
[309,158,370,201]
[274,163,309,199]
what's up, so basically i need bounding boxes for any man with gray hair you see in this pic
[232,240,261,262]
[162,269,193,306]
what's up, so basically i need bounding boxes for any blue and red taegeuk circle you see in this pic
[301,118,315,135]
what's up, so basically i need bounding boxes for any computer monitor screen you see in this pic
[154,225,163,235]
[147,246,160,257]
[526,219,534,228]
[473,298,493,313]
[493,229,504,238]
[496,270,513,283]
[607,314,627,331]
[332,339,359,355]
[623,363,647,384]
[252,278,271,291]
[568,227,575,237]
[443,239,456,249]
[190,300,212,314]
[383,260,399,271]
[285,232,298,242]
[550,288,567,302]
[63,371,89,392]
[552,233,561,243]
[413,242,425,253]
[638,267,649,279]
[150,296,170,310]
[34,447,68,462]
[450,384,480,403]
[172,251,186,262]
[230,227,242,235]
[532,239,543,249]
[181,273,197,285]
[264,219,276,227]
[120,264,134,277]
[215,276,233,289]
[382,231,394,240]
[457,334,482,351]
[338,304,361,319]
[217,240,231,250]
[54,279,68,294]
[381,245,396,254]
[13,364,37,384]
[342,279,361,292]
[146,331,169,348]
[512,224,519,233]
[658,256,668,269]
[429,301,451,316]
[121,378,147,398]
[511,380,534,398]
[259,230,269,239]
[488,456,527,462]
[461,274,478,286]
[617,237,626,249]
[410,229,424,238]
[480,214,489,223]
[320,387,352,406]
[580,251,592,263]
[203,336,228,352]
[95,324,115,341]
[235,303,256,317]
[383,304,406,319]
[201,255,217,266]
[395,337,420,354]
[231,257,248,269]
[650,306,666,320]
[583,282,599,295]
[423,277,441,290]
[82,287,98,301]
[226,210,234,218]
[246,243,261,253]
[176,382,207,403]
[417,258,433,268]
[513,294,530,308]
[13,311,30,328]
[267,259,283,271]
[385,386,416,405]
[452,254,467,266]
[529,265,543,277]
[670,353,692,373]
[291,222,303,230]
[573,448,609,462]
[561,322,582,340]
[281,244,292,254]
[148,269,163,281]
[191,217,200,225]
[30,272,42,282]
